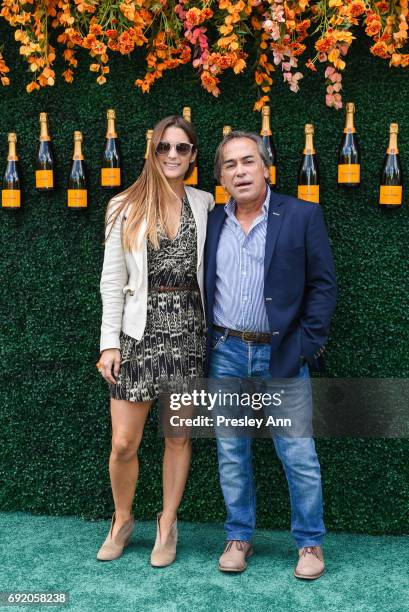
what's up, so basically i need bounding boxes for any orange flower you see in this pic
[305,58,317,71]
[371,40,389,58]
[348,0,366,17]
[186,7,202,25]
[62,69,74,83]
[201,70,220,96]
[390,53,402,66]
[233,57,246,73]
[253,95,269,111]
[26,80,40,93]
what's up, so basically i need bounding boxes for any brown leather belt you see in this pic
[149,285,198,292]
[213,324,271,344]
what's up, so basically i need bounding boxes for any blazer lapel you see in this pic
[130,219,147,288]
[264,190,285,280]
[185,186,205,270]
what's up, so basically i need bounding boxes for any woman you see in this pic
[96,115,214,566]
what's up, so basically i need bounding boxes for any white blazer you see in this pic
[99,185,215,352]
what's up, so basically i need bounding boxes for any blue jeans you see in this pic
[208,329,326,549]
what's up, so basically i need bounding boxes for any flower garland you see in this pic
[0,0,408,110]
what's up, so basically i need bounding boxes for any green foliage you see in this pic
[0,24,408,533]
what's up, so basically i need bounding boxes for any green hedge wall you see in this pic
[0,22,408,534]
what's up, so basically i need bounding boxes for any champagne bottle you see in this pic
[101,109,121,189]
[183,106,198,186]
[260,106,277,187]
[68,131,87,208]
[215,125,232,205]
[297,124,320,203]
[145,129,153,160]
[338,102,360,187]
[2,133,21,209]
[36,112,54,191]
[379,123,402,208]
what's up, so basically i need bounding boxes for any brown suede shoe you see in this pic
[150,512,178,568]
[96,512,135,561]
[294,545,325,579]
[218,540,254,572]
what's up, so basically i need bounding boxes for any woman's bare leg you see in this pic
[109,398,153,539]
[159,435,192,542]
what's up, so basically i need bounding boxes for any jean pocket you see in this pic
[211,331,224,351]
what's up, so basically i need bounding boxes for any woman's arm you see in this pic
[99,201,128,352]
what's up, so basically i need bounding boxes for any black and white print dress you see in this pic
[109,196,206,402]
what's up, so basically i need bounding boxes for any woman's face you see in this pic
[155,126,196,182]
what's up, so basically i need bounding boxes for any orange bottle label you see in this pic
[184,166,198,186]
[2,189,21,207]
[338,164,360,184]
[269,165,276,185]
[379,185,402,205]
[36,169,54,188]
[298,185,320,203]
[101,168,121,186]
[215,185,230,204]
[68,189,87,207]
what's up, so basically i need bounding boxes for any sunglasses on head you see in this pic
[155,141,195,156]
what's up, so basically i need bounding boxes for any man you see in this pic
[204,131,337,579]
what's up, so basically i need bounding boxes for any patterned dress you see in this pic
[109,196,206,402]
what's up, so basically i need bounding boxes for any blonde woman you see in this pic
[96,116,214,566]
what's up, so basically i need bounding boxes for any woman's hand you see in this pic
[98,348,121,385]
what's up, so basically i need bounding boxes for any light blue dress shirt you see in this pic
[213,185,271,332]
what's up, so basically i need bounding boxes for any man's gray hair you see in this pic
[213,130,271,182]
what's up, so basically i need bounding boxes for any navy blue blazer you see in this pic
[204,189,337,378]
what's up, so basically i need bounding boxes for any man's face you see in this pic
[220,137,269,205]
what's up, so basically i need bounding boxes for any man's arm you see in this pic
[300,204,337,364]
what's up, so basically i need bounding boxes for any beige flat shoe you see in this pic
[150,512,178,567]
[96,512,135,561]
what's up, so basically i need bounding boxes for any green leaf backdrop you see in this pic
[0,23,408,533]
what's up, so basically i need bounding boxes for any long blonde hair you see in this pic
[103,115,197,251]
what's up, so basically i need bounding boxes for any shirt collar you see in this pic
[224,183,271,218]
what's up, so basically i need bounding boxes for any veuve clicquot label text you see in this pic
[36,169,54,189]
[338,164,360,184]
[68,189,87,207]
[215,185,230,204]
[297,185,320,203]
[101,167,121,186]
[2,189,20,207]
[184,166,198,186]
[379,185,402,205]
